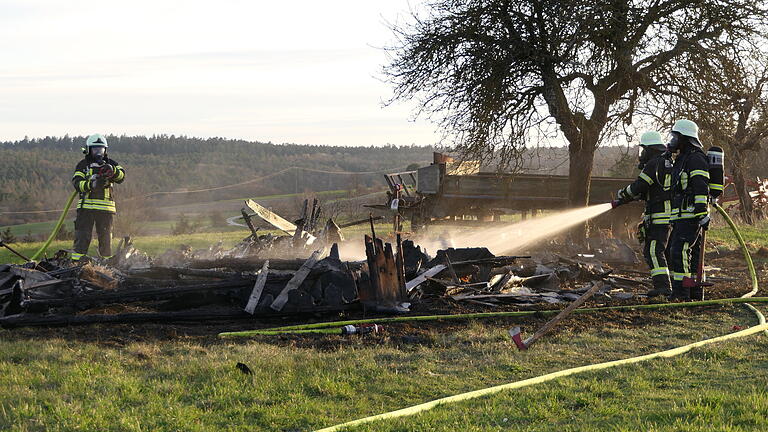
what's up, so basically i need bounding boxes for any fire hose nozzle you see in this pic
[610,199,623,208]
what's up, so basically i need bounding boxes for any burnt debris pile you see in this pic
[0,198,654,328]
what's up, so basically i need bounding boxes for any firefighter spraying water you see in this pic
[610,131,674,298]
[612,119,725,301]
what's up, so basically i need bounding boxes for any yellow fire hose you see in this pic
[28,191,77,262]
[305,203,765,432]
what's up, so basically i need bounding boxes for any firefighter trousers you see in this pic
[643,224,671,293]
[72,209,113,260]
[667,220,702,299]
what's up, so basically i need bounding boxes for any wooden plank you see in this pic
[244,260,269,314]
[339,215,383,228]
[270,249,324,311]
[377,240,399,303]
[405,264,447,292]
[395,234,406,298]
[522,281,603,348]
[244,199,298,235]
[244,199,317,244]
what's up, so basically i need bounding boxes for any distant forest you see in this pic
[0,135,435,225]
[4,134,764,226]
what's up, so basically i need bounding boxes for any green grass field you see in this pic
[0,306,766,431]
[0,189,353,239]
[1,215,767,431]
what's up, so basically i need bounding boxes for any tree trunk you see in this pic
[730,148,755,224]
[567,140,598,241]
[568,143,597,207]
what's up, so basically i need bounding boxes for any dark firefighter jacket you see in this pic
[671,148,709,222]
[619,154,672,225]
[71,158,126,213]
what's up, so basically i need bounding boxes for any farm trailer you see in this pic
[372,153,642,237]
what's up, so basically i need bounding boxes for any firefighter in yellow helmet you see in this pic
[70,134,126,261]
[613,131,673,297]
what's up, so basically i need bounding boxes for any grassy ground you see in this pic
[1,215,767,431]
[709,219,768,249]
[0,222,400,264]
[0,231,249,264]
[0,306,765,431]
[0,190,351,238]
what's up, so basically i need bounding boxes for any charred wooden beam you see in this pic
[241,207,260,239]
[129,267,242,280]
[1,304,360,328]
[22,279,258,309]
[449,256,531,266]
[187,257,309,271]
[361,235,406,309]
[338,215,384,228]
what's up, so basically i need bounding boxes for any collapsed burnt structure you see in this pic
[0,197,656,329]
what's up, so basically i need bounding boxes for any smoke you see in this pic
[337,203,614,260]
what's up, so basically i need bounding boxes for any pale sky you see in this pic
[0,0,440,146]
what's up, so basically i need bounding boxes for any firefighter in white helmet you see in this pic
[70,134,126,261]
[666,119,709,301]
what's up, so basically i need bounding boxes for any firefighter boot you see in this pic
[646,274,672,298]
[690,286,704,301]
[669,280,691,301]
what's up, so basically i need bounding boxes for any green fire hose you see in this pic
[713,201,766,335]
[219,297,768,337]
[713,202,758,297]
[28,191,77,262]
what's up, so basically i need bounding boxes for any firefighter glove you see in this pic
[698,215,711,231]
[90,177,107,191]
[616,187,632,203]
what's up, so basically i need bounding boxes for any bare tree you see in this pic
[652,41,768,223]
[384,0,765,207]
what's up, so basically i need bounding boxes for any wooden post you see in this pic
[362,235,406,308]
[522,281,603,348]
[270,249,324,311]
[395,234,406,298]
[240,208,259,239]
[369,213,377,240]
[244,260,269,314]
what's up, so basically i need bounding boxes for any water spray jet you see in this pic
[416,203,614,256]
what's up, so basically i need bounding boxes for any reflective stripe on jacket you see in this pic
[620,155,672,225]
[71,157,125,213]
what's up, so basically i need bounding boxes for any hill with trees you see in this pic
[0,135,436,225]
